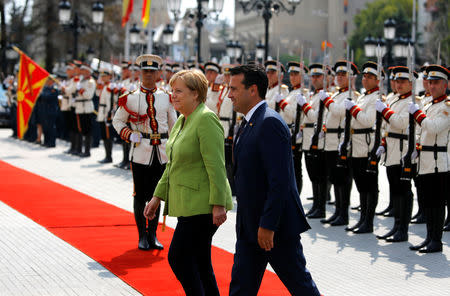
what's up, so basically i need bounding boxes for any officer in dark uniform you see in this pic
[40,77,60,147]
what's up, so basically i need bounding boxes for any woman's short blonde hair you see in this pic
[169,69,208,103]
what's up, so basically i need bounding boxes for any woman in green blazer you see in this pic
[144,69,233,296]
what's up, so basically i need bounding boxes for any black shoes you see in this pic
[98,157,112,164]
[385,231,408,242]
[138,232,151,250]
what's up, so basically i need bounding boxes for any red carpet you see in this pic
[0,160,290,295]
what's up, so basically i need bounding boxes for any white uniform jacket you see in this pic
[380,92,413,166]
[349,87,379,158]
[205,83,222,115]
[97,83,118,122]
[279,86,309,145]
[74,77,96,114]
[265,83,289,110]
[62,77,79,110]
[112,86,177,165]
[323,87,359,151]
[300,89,328,151]
[217,85,234,139]
[414,95,450,175]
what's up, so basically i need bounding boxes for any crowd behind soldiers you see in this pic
[2,52,449,254]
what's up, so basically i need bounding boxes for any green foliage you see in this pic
[349,0,413,68]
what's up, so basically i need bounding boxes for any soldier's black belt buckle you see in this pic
[150,133,161,140]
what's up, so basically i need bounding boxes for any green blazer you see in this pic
[153,103,233,217]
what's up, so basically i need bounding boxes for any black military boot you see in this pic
[376,190,393,216]
[346,192,367,231]
[71,133,82,156]
[147,204,164,250]
[306,182,319,216]
[134,198,150,250]
[98,139,113,163]
[331,185,350,226]
[377,195,400,240]
[65,132,75,154]
[80,136,91,157]
[321,185,340,224]
[308,180,327,219]
[386,193,412,242]
[410,208,432,251]
[353,191,377,234]
[419,207,444,253]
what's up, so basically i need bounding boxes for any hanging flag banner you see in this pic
[321,40,333,51]
[141,0,152,28]
[15,47,49,139]
[122,0,134,27]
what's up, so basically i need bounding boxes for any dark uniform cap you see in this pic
[333,60,359,75]
[287,61,309,74]
[419,65,428,78]
[362,61,385,78]
[73,60,83,68]
[204,62,221,73]
[121,61,131,69]
[164,63,173,72]
[136,54,163,70]
[309,63,326,76]
[425,64,449,81]
[264,60,286,73]
[171,63,182,73]
[392,66,418,80]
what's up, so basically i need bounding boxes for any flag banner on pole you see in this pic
[16,49,49,139]
[321,40,333,51]
[122,0,134,27]
[141,0,152,28]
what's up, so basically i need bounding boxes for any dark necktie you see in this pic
[234,118,247,146]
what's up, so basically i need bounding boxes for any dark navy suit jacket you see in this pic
[233,102,310,243]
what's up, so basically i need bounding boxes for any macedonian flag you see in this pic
[16,48,49,139]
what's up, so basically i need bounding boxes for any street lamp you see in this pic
[364,35,377,58]
[256,40,265,62]
[58,0,105,60]
[163,24,174,57]
[86,46,95,63]
[226,40,236,60]
[167,0,182,21]
[238,0,303,60]
[92,2,104,25]
[129,24,141,46]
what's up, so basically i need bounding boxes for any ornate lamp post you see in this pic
[194,0,224,62]
[238,0,302,60]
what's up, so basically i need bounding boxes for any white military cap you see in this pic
[136,54,163,70]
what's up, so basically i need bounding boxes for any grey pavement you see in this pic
[0,129,449,296]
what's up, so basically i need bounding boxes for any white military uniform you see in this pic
[323,87,359,151]
[205,83,221,115]
[96,83,117,123]
[301,89,328,151]
[415,95,450,175]
[63,76,79,109]
[217,84,234,138]
[380,92,414,166]
[112,86,177,165]
[349,87,379,158]
[265,83,289,110]
[74,77,96,114]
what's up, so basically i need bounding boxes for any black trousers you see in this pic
[77,113,92,135]
[131,156,165,202]
[416,172,447,208]
[168,214,219,296]
[351,157,378,193]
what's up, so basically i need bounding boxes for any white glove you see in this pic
[296,131,303,141]
[318,131,324,139]
[76,82,81,90]
[409,102,420,114]
[296,94,306,106]
[274,93,284,103]
[375,99,387,113]
[129,84,137,92]
[215,74,225,85]
[57,95,63,101]
[376,146,385,157]
[109,82,117,90]
[402,149,419,163]
[318,90,328,101]
[344,99,355,110]
[130,132,142,143]
[79,75,84,81]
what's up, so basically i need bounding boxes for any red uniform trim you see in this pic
[279,99,288,110]
[302,103,312,115]
[323,97,334,108]
[350,105,361,118]
[413,110,426,125]
[382,107,395,122]
[120,127,132,142]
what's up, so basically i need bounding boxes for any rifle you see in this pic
[292,45,304,151]
[275,46,281,112]
[337,45,353,168]
[309,45,327,155]
[366,45,384,174]
[400,44,416,180]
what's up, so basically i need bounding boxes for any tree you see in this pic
[349,0,413,68]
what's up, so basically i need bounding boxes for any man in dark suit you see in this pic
[228,64,320,296]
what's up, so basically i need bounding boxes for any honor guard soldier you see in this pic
[74,63,96,157]
[113,54,177,250]
[408,65,449,253]
[278,61,309,194]
[120,61,132,90]
[296,63,329,218]
[204,62,222,114]
[264,60,289,111]
[343,61,383,233]
[60,63,77,153]
[163,63,174,91]
[96,67,117,163]
[172,63,183,73]
[39,77,60,148]
[374,66,418,242]
[320,61,360,225]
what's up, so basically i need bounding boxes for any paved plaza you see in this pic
[0,129,449,295]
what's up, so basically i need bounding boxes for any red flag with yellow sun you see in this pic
[16,49,50,139]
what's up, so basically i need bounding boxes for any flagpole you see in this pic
[125,22,130,61]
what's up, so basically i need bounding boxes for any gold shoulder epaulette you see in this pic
[281,84,289,89]
[415,95,422,101]
[354,91,361,97]
[381,95,387,102]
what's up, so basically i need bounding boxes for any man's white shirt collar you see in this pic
[244,100,266,122]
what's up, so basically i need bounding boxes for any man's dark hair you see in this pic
[230,64,268,99]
